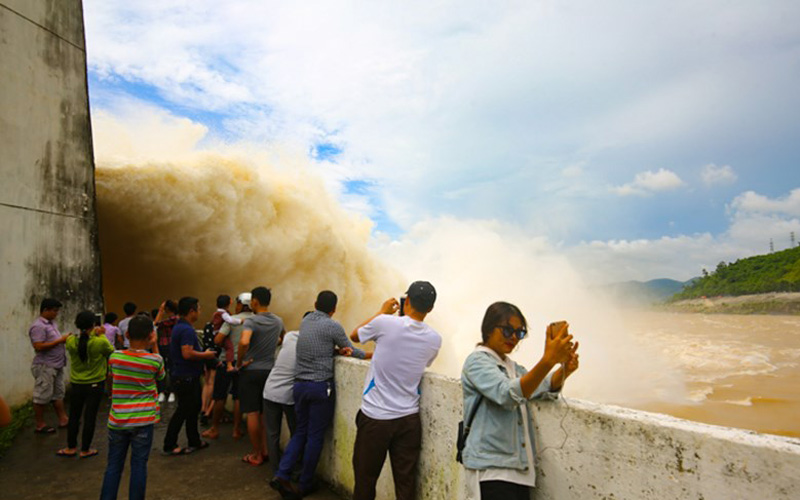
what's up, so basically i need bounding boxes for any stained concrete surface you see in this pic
[0,400,343,500]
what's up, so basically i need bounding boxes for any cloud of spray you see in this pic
[374,218,686,405]
[94,105,686,405]
[94,107,404,331]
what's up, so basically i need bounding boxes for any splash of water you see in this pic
[93,106,685,406]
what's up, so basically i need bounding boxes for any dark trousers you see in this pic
[479,480,531,500]
[163,376,201,451]
[67,381,104,451]
[264,398,297,468]
[276,381,335,492]
[100,425,154,500]
[352,410,422,500]
[157,346,172,395]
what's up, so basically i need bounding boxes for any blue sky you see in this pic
[83,0,800,282]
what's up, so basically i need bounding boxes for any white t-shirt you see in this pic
[357,314,442,420]
[263,331,298,405]
[118,316,132,348]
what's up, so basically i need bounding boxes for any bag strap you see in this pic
[464,394,483,432]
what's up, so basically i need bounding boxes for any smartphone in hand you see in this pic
[549,321,567,339]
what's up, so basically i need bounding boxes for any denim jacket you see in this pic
[460,346,559,471]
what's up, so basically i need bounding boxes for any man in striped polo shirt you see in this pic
[100,315,165,500]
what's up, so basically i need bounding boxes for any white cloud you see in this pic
[83,0,800,235]
[571,188,800,282]
[701,163,737,186]
[730,189,800,216]
[612,168,684,196]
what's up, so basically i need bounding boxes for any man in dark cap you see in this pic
[348,281,442,500]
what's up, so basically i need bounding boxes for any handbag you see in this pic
[456,395,483,463]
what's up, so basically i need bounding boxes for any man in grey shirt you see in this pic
[238,286,283,466]
[270,290,369,498]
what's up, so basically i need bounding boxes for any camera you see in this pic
[94,313,103,327]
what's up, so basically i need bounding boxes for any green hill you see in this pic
[672,246,800,300]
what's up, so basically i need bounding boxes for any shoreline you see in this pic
[658,292,800,315]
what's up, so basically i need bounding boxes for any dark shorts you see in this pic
[238,369,270,414]
[212,365,239,401]
[204,358,218,372]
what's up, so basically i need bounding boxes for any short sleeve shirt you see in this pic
[169,319,203,378]
[29,317,66,368]
[358,314,442,420]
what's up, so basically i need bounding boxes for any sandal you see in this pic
[184,441,210,454]
[242,453,263,466]
[56,448,76,457]
[35,426,56,434]
[80,449,99,459]
[162,447,186,456]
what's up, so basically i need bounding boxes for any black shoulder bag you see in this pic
[456,395,483,463]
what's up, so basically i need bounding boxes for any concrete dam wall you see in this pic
[319,357,800,500]
[0,0,102,404]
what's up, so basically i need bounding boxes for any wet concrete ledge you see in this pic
[320,357,800,500]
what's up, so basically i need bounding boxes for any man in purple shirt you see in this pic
[29,298,70,433]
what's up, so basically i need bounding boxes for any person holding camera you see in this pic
[460,302,579,500]
[349,281,442,500]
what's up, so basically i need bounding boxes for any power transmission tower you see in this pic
[770,238,774,253]
[792,232,796,248]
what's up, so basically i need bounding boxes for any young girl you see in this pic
[57,310,114,458]
[460,302,579,500]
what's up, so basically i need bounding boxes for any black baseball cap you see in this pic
[406,281,436,312]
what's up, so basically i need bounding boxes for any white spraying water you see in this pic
[93,106,686,406]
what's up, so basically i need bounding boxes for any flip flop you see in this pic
[162,447,186,456]
[58,423,69,429]
[79,449,99,459]
[34,426,56,434]
[242,453,263,466]
[56,448,76,457]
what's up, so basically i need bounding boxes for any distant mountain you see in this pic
[602,278,696,305]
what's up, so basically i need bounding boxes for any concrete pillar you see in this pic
[0,0,102,404]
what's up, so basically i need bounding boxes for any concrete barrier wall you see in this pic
[0,0,102,404]
[318,357,800,500]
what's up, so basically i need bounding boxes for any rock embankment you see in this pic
[663,292,800,315]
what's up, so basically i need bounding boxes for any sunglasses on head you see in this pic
[496,324,527,340]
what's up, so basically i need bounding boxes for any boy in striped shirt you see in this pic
[100,315,165,500]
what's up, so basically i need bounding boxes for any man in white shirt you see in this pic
[117,302,136,349]
[349,281,442,500]
[262,325,301,466]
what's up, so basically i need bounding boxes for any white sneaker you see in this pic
[167,393,176,403]
[158,393,166,403]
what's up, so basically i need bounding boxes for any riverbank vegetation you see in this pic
[672,246,800,300]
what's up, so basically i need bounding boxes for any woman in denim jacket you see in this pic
[461,302,579,500]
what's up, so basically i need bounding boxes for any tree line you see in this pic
[672,245,800,300]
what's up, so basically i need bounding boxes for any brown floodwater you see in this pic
[624,311,800,438]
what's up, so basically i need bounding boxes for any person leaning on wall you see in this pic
[460,302,579,500]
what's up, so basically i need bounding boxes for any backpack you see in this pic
[202,321,221,355]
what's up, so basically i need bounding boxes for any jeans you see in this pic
[163,376,202,451]
[276,381,335,492]
[67,382,104,451]
[99,425,154,500]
